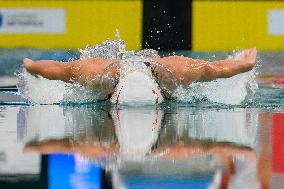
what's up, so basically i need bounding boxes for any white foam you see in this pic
[17,69,66,104]
[174,68,258,105]
[17,69,101,104]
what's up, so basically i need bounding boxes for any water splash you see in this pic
[16,69,101,104]
[174,68,258,105]
[79,30,159,60]
[172,51,258,105]
[16,69,66,104]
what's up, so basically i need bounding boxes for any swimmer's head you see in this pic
[112,58,163,105]
[100,57,177,105]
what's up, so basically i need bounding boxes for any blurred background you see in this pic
[1,0,284,50]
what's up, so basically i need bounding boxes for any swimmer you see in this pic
[23,47,257,100]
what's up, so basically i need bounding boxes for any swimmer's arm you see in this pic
[24,58,116,89]
[153,47,257,85]
[152,141,255,161]
[24,139,118,156]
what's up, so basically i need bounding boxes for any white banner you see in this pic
[269,10,284,35]
[0,8,65,34]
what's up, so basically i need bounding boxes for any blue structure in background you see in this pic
[49,154,102,189]
[0,12,3,27]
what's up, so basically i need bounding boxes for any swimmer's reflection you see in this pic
[23,106,256,160]
[21,106,268,188]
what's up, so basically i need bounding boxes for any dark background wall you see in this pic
[143,0,191,50]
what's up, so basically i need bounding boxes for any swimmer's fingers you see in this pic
[238,47,257,65]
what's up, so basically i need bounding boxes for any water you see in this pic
[0,103,282,188]
[0,39,283,188]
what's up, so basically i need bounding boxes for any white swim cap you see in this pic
[111,59,163,105]
[100,57,177,105]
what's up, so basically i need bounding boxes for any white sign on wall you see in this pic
[269,10,284,35]
[0,8,65,34]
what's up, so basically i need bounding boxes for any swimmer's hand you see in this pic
[236,47,257,66]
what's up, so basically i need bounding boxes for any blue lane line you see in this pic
[0,86,18,92]
[0,102,31,106]
[0,89,18,92]
[0,91,31,106]
[0,90,18,94]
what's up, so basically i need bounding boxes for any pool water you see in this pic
[0,49,283,189]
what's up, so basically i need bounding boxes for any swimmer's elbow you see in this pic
[201,64,219,80]
[201,64,233,80]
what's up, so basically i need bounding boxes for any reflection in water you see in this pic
[0,104,282,188]
[112,107,163,160]
[22,105,258,156]
[0,152,6,162]
[0,106,40,175]
[19,105,261,188]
